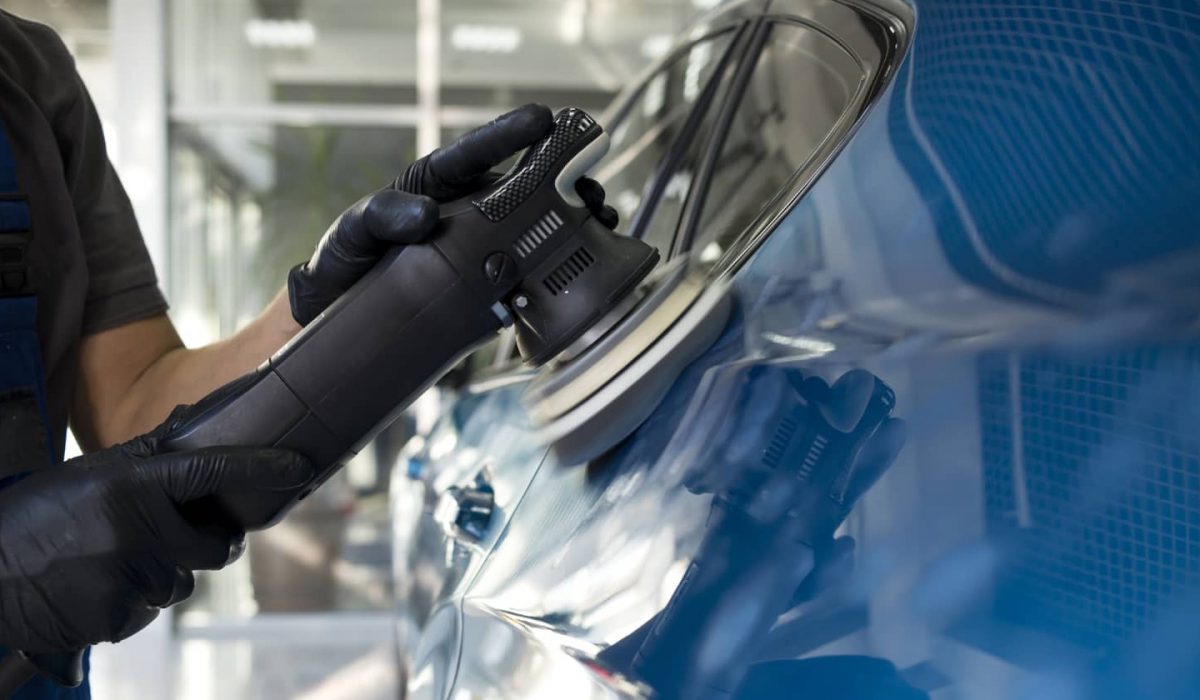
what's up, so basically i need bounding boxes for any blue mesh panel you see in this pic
[900,0,1200,295]
[981,344,1200,650]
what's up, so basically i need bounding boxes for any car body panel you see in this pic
[393,0,1200,697]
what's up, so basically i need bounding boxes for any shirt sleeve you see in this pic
[21,18,168,335]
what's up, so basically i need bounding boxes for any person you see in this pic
[0,10,612,697]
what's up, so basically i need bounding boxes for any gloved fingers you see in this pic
[141,489,250,571]
[288,188,437,326]
[821,369,876,433]
[321,189,438,264]
[788,372,831,405]
[843,417,907,504]
[110,595,161,644]
[149,447,314,503]
[575,178,619,230]
[227,532,249,565]
[124,559,195,611]
[360,188,439,245]
[597,204,619,231]
[181,533,244,571]
[403,103,553,199]
[142,448,311,563]
[122,551,192,610]
[164,566,197,607]
[575,177,603,207]
[793,536,856,604]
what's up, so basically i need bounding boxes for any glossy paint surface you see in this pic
[392,1,1200,698]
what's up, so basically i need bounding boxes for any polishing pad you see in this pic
[525,259,734,465]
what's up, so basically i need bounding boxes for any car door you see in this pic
[434,0,1200,697]
[434,3,911,698]
[391,14,757,696]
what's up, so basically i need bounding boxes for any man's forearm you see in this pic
[133,290,299,425]
[73,290,300,450]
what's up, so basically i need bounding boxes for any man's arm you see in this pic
[71,291,299,451]
[71,104,560,451]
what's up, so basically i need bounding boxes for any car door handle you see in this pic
[435,468,495,543]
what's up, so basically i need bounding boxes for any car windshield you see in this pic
[684,21,864,263]
[591,30,737,248]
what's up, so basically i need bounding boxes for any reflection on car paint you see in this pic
[395,0,1200,698]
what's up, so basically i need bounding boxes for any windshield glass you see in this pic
[592,30,737,248]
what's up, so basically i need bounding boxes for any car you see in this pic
[390,0,1200,698]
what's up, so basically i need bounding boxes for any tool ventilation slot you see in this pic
[543,247,595,296]
[514,210,564,258]
[763,416,799,470]
[796,433,828,482]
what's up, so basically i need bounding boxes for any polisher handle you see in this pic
[472,108,605,222]
[163,243,505,530]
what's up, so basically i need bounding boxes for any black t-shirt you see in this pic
[0,11,168,456]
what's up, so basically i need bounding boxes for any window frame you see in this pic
[669,6,911,276]
[467,21,755,379]
[465,0,912,382]
[596,23,752,244]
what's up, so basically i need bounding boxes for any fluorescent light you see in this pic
[560,0,586,44]
[244,18,316,49]
[450,24,523,53]
[641,34,672,60]
[761,333,837,358]
[692,0,723,8]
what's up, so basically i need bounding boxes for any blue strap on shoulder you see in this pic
[0,118,31,233]
[0,114,92,700]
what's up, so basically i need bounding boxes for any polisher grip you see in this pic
[163,244,504,530]
[472,108,605,222]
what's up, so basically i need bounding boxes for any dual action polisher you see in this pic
[161,107,662,530]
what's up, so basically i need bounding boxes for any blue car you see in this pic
[391,1,1200,698]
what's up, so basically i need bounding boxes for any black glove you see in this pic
[0,427,312,653]
[687,366,905,547]
[774,368,906,547]
[632,368,906,699]
[287,103,619,326]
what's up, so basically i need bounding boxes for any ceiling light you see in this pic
[691,0,723,8]
[560,0,586,44]
[640,34,672,60]
[450,24,523,53]
[244,18,316,49]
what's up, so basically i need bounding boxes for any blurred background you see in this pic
[2,0,716,697]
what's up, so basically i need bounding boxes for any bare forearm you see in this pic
[74,290,299,449]
[129,291,298,427]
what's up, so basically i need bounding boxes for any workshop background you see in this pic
[2,0,716,697]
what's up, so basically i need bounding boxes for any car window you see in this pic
[683,21,866,263]
[629,47,744,258]
[592,29,738,253]
[465,30,740,377]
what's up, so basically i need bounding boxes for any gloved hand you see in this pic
[287,103,620,326]
[773,368,906,547]
[634,367,905,699]
[0,425,312,653]
[686,366,905,547]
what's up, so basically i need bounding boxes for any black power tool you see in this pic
[1,107,658,694]
[164,106,658,530]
